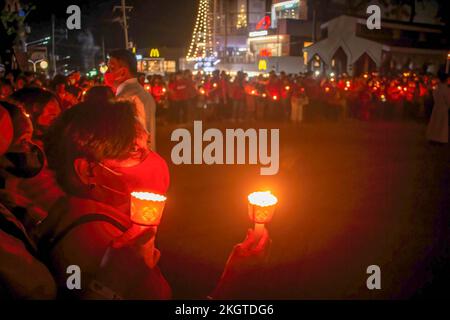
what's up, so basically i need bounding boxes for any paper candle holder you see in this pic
[247,191,278,224]
[130,192,167,226]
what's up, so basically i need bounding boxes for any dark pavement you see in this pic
[154,119,449,299]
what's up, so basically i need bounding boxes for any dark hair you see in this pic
[437,70,448,83]
[84,85,114,104]
[109,49,138,76]
[0,101,30,142]
[0,78,13,88]
[44,100,140,194]
[51,74,67,91]
[9,87,61,126]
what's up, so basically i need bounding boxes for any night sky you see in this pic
[24,0,198,49]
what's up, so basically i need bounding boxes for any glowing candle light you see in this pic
[285,86,290,91]
[248,191,278,239]
[130,192,167,226]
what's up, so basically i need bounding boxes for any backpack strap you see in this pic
[0,211,36,255]
[43,213,128,254]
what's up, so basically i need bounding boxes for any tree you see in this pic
[0,0,35,71]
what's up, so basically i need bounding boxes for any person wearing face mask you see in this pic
[0,103,57,299]
[36,99,170,299]
[106,49,157,151]
[37,99,271,300]
[9,87,62,146]
[0,100,64,232]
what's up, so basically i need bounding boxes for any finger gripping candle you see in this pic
[130,192,167,226]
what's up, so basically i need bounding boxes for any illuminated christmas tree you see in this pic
[186,0,214,61]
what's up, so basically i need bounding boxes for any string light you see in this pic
[187,0,214,61]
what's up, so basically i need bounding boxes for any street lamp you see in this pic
[28,59,48,73]
[40,60,48,70]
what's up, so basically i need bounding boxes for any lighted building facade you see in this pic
[303,15,449,76]
[213,0,269,62]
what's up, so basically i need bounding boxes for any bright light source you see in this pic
[39,60,48,69]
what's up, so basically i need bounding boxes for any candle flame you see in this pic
[248,191,278,207]
[131,192,166,202]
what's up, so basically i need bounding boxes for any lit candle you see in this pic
[248,191,278,239]
[130,192,167,226]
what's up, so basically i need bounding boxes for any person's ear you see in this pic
[73,158,94,186]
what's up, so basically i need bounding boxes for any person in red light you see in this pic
[358,84,372,121]
[427,71,449,144]
[0,103,57,299]
[9,88,62,146]
[386,81,403,120]
[265,72,282,120]
[204,70,222,121]
[151,75,168,124]
[50,75,78,111]
[230,71,246,122]
[280,75,292,121]
[35,100,270,299]
[219,71,230,120]
[168,72,189,124]
[184,70,198,122]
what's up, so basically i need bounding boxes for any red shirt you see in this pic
[169,80,189,101]
[231,81,246,100]
[266,81,281,100]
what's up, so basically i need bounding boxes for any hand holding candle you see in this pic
[248,191,278,240]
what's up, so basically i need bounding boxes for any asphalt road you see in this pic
[154,119,449,299]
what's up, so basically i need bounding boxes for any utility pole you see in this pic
[51,14,56,76]
[113,0,133,49]
[312,9,316,43]
[102,35,106,61]
[121,0,129,48]
[224,0,228,61]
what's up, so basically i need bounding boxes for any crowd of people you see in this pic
[2,63,447,128]
[2,60,449,127]
[143,69,448,126]
[0,48,448,299]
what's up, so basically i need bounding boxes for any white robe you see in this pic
[116,78,157,151]
[427,83,449,143]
